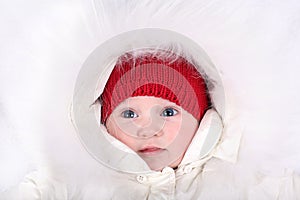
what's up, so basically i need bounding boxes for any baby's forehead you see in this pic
[116,96,180,109]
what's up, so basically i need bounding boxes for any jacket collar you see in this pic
[180,109,242,167]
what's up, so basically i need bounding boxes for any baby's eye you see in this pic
[161,108,178,117]
[121,110,138,118]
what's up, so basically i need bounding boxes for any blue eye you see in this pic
[122,110,138,118]
[161,108,178,117]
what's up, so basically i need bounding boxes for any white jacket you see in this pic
[2,110,299,199]
[2,29,300,200]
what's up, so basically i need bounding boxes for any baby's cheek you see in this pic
[106,123,116,137]
[116,131,139,150]
[163,123,182,143]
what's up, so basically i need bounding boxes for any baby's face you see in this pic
[106,96,199,171]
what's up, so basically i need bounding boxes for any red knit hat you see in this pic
[100,49,210,124]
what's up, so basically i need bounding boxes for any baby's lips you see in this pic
[137,146,165,156]
[139,146,161,153]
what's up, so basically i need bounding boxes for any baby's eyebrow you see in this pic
[161,103,180,109]
[117,106,137,112]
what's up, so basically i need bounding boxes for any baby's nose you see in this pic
[135,116,165,138]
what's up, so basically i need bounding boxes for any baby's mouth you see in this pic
[138,146,164,156]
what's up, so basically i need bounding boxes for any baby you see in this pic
[99,49,211,171]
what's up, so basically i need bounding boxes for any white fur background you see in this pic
[1,0,300,192]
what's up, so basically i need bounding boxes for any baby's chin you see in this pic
[141,152,184,171]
